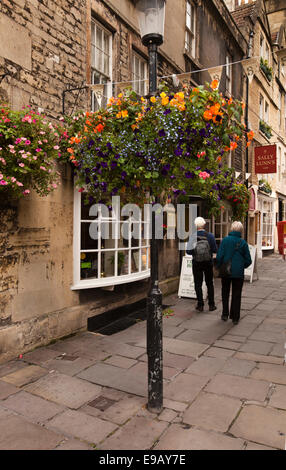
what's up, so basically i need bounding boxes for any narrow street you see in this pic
[0,254,285,450]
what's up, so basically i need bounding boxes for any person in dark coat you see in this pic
[216,221,252,325]
[186,217,217,312]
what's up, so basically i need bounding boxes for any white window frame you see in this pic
[185,0,196,58]
[132,51,148,97]
[212,207,232,246]
[259,196,275,250]
[259,94,264,121]
[91,18,112,111]
[72,190,151,290]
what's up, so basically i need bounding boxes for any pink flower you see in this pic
[33,156,37,160]
[19,163,25,167]
[24,140,31,145]
[35,148,42,152]
[16,182,23,186]
[40,166,46,171]
[11,177,16,183]
[0,180,8,185]
[23,189,30,195]
[199,171,210,180]
[15,138,22,144]
[9,149,16,154]
[52,183,57,189]
[53,146,59,150]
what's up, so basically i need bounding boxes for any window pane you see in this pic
[80,252,98,280]
[131,250,140,273]
[81,222,99,250]
[141,248,149,270]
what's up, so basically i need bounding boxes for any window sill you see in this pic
[71,270,150,290]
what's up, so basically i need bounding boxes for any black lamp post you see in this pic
[135,0,166,413]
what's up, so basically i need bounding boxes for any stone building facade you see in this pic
[226,0,286,257]
[0,0,247,361]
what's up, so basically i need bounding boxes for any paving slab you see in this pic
[102,355,138,369]
[77,363,147,397]
[185,356,226,378]
[138,352,195,371]
[234,351,284,365]
[205,373,270,401]
[129,361,179,381]
[0,415,63,450]
[249,331,284,343]
[1,365,48,387]
[44,356,98,376]
[81,395,146,425]
[162,398,188,412]
[183,392,241,432]
[164,373,209,403]
[230,405,286,449]
[244,442,275,450]
[0,380,19,400]
[268,385,286,410]
[204,347,235,359]
[162,337,209,358]
[250,363,286,385]
[0,360,27,378]
[221,358,256,377]
[99,416,168,450]
[238,340,274,355]
[176,329,224,345]
[3,390,65,423]
[158,408,178,422]
[213,340,242,350]
[269,343,286,357]
[154,425,244,450]
[54,439,93,450]
[47,409,118,445]
[24,372,102,409]
[22,348,61,365]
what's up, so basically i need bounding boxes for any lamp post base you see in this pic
[147,282,163,413]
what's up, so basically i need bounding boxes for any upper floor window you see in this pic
[132,51,148,97]
[185,1,196,57]
[91,19,112,111]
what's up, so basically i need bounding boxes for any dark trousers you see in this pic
[221,277,244,321]
[192,261,215,307]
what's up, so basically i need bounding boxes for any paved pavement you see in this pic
[0,254,285,450]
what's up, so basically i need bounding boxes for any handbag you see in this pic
[215,241,242,279]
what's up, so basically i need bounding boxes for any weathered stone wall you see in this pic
[0,0,182,363]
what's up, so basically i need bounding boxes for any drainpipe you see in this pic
[245,30,254,242]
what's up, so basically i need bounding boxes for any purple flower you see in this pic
[110,161,118,169]
[111,187,118,195]
[158,129,166,137]
[88,139,95,149]
[174,147,183,156]
[185,171,194,179]
[195,166,201,170]
[101,162,108,168]
[164,109,171,115]
[121,171,127,180]
[199,128,206,137]
[106,142,112,150]
[180,166,185,171]
[154,138,159,144]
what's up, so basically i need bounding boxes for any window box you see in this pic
[259,120,272,139]
[260,57,273,82]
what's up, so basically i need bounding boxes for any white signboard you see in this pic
[244,245,258,283]
[178,255,207,299]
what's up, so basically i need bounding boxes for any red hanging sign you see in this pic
[254,144,277,174]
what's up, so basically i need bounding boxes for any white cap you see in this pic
[194,217,206,229]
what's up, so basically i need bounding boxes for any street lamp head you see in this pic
[135,0,166,46]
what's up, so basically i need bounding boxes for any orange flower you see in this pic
[228,97,233,105]
[96,123,104,132]
[230,141,238,151]
[247,130,254,140]
[217,156,222,162]
[203,110,213,121]
[210,79,219,90]
[67,147,74,154]
[246,141,251,147]
[150,96,156,104]
[121,110,128,118]
[116,111,122,118]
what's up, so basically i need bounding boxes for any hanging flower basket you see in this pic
[61,81,253,219]
[0,104,61,200]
